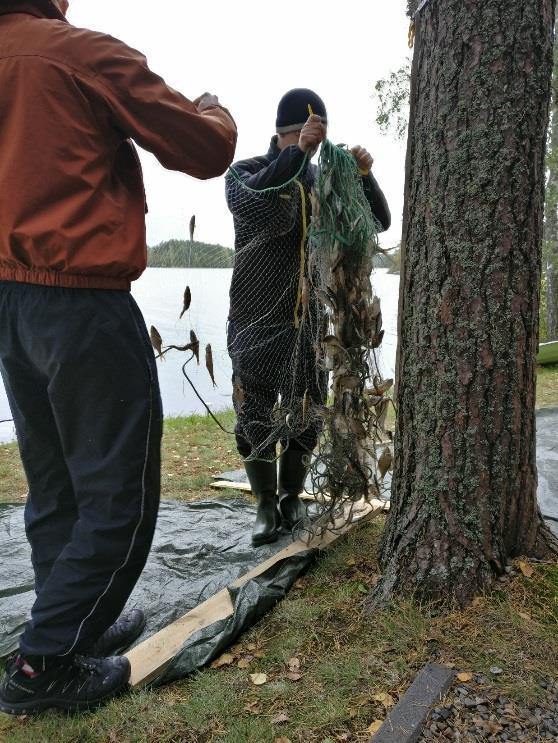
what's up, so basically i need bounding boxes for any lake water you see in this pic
[0,268,401,443]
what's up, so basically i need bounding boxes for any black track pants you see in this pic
[0,282,162,657]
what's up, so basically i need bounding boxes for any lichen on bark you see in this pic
[372,0,558,609]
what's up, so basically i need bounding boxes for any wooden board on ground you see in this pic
[126,501,380,687]
[210,479,391,510]
[369,663,455,743]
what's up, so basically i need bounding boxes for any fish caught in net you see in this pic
[148,137,394,540]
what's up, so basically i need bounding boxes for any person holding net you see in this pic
[226,88,391,547]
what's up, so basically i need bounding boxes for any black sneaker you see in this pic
[89,609,146,657]
[0,653,131,715]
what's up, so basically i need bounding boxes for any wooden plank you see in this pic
[370,663,455,743]
[210,479,252,492]
[210,480,391,511]
[126,501,377,687]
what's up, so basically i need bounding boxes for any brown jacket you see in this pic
[0,0,237,290]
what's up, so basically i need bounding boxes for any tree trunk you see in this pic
[545,10,558,340]
[375,0,558,608]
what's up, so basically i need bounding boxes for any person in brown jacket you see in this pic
[0,0,237,715]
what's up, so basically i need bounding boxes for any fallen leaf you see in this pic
[517,560,534,578]
[457,672,473,682]
[285,672,302,682]
[250,672,268,686]
[253,650,265,659]
[287,657,300,671]
[347,558,357,567]
[488,722,504,734]
[272,712,290,724]
[244,700,262,715]
[367,720,383,734]
[273,738,292,743]
[246,643,257,651]
[211,653,234,668]
[472,597,484,607]
[373,692,395,707]
[237,658,251,669]
[356,583,369,595]
[518,611,531,621]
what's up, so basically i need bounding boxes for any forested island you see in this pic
[147,239,235,268]
[148,238,397,271]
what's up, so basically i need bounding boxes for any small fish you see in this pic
[378,447,393,479]
[179,286,191,320]
[301,277,309,321]
[150,325,163,358]
[205,344,216,387]
[232,379,245,407]
[189,214,196,243]
[315,289,336,312]
[375,398,390,431]
[349,418,367,439]
[302,390,310,424]
[374,377,394,396]
[190,330,200,364]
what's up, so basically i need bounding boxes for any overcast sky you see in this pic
[67,1,410,250]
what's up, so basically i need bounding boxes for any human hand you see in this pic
[298,114,327,155]
[350,145,374,175]
[194,93,221,113]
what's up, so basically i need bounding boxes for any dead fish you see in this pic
[190,330,200,364]
[232,380,245,407]
[179,286,191,320]
[301,277,309,321]
[302,389,310,424]
[189,214,196,243]
[337,375,361,391]
[349,418,367,439]
[375,398,390,431]
[309,188,320,218]
[205,344,216,387]
[378,447,393,479]
[315,289,336,312]
[374,377,394,396]
[371,330,385,349]
[322,172,333,198]
[150,325,163,358]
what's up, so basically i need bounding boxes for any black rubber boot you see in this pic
[278,449,309,530]
[244,458,280,547]
[89,609,146,657]
[0,653,131,715]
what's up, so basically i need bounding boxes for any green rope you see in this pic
[309,140,380,255]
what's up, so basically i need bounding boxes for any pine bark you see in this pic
[545,10,558,340]
[375,0,558,607]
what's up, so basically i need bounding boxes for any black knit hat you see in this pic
[276,88,327,134]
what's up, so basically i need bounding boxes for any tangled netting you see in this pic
[299,141,393,538]
[149,139,394,540]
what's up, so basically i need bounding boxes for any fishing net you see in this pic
[149,139,394,539]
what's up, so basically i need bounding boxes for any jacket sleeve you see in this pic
[84,32,237,179]
[361,173,391,232]
[231,145,308,190]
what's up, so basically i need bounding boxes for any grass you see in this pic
[0,367,556,740]
[0,521,556,742]
[0,411,243,506]
[536,363,558,409]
